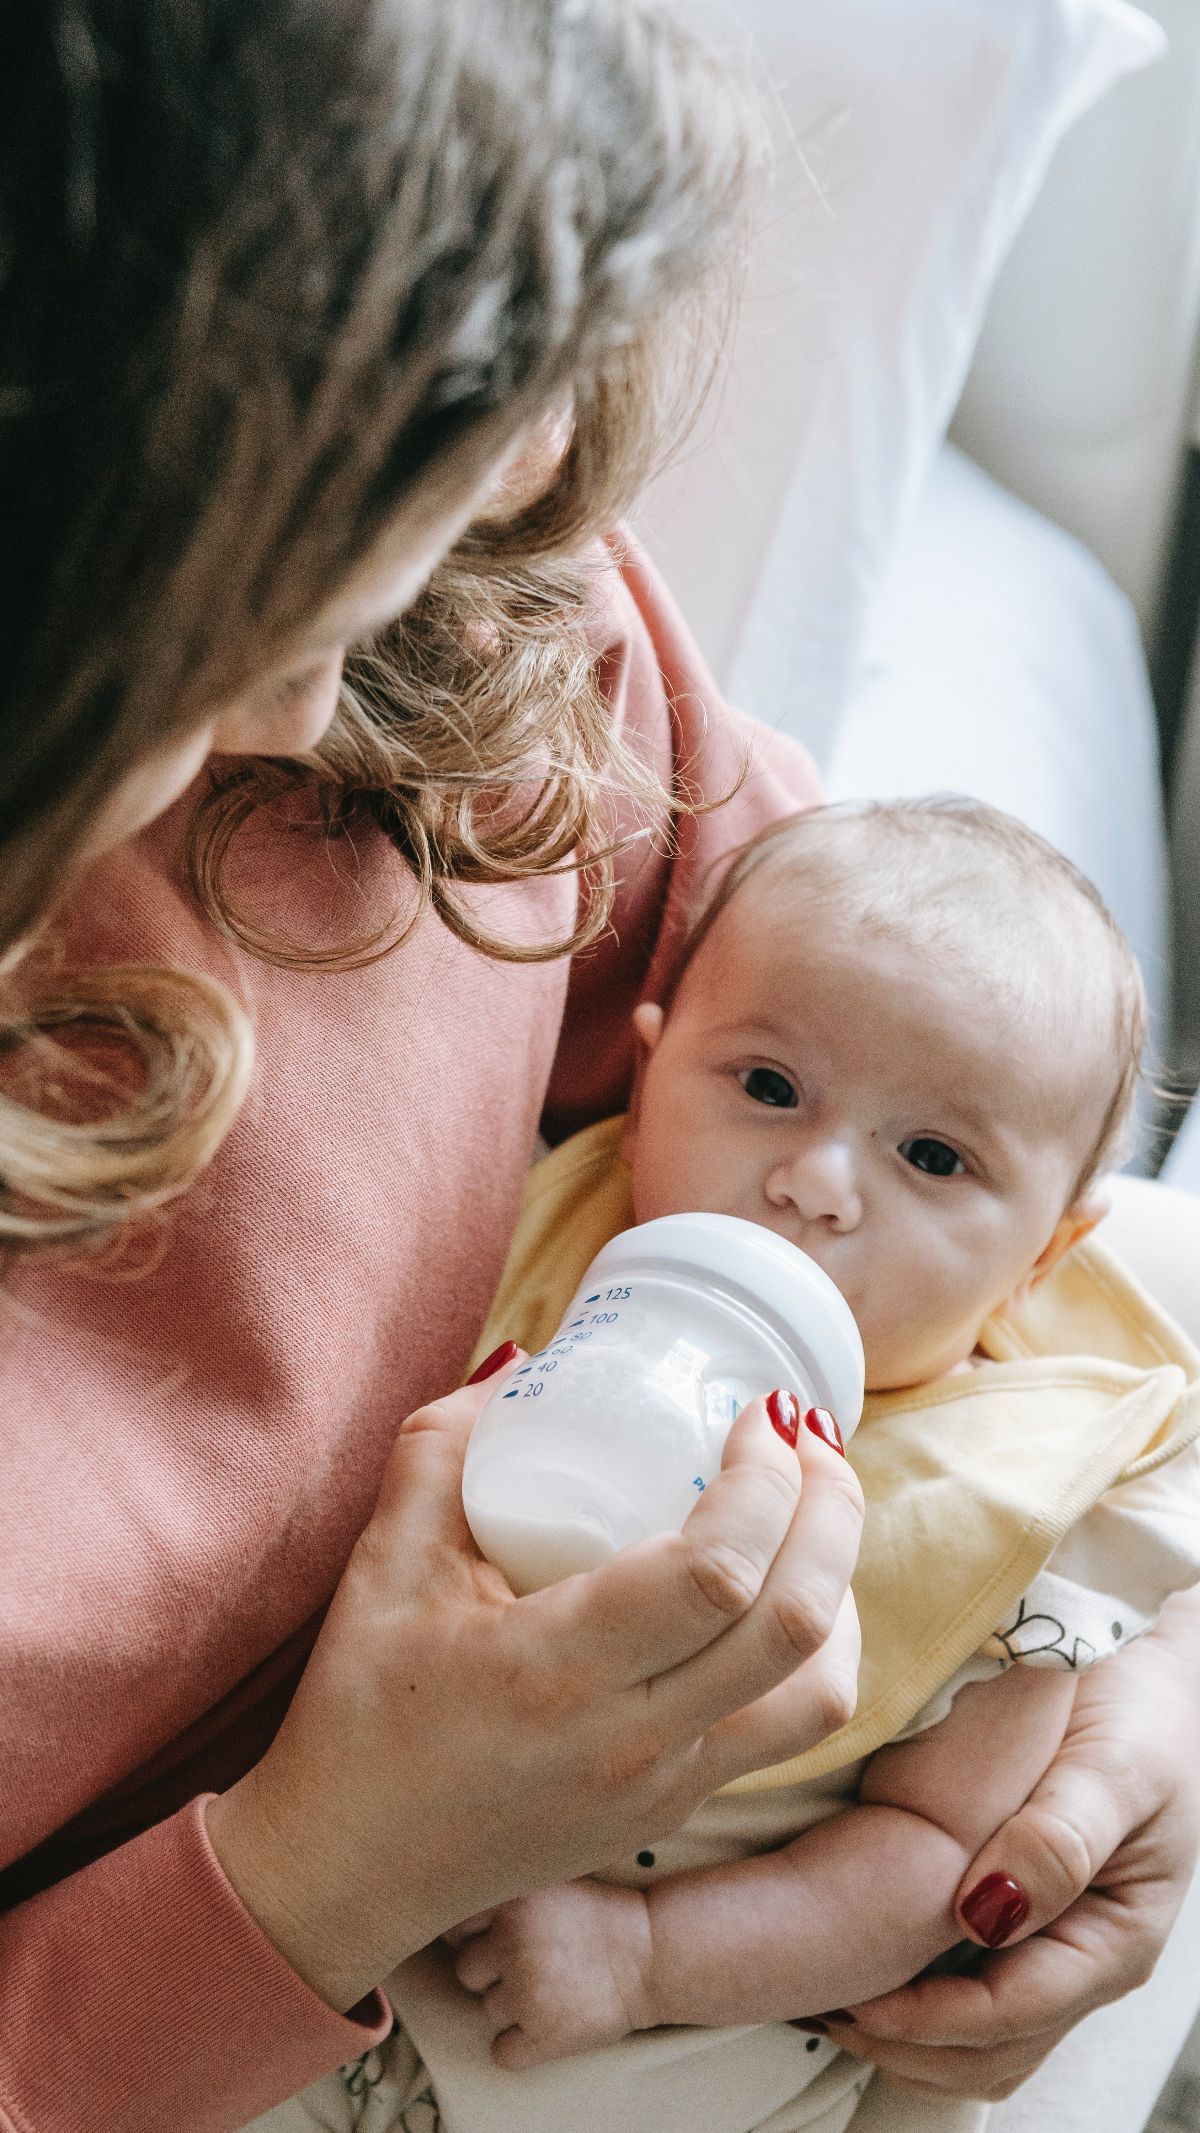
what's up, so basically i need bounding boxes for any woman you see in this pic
[0,5,1195,2132]
[0,6,862,2128]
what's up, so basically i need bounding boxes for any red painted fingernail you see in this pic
[804,1406,845,1457]
[465,1340,519,1385]
[766,1388,800,1447]
[960,1872,1029,1948]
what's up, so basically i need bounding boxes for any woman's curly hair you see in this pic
[0,0,762,1250]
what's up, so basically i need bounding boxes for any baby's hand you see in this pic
[449,1880,655,2068]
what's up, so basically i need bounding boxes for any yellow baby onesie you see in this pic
[467,1115,1200,1783]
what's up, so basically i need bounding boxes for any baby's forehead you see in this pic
[698,832,1124,1131]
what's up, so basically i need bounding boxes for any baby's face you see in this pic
[625,879,1110,1392]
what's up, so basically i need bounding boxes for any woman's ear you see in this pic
[619,1002,664,1166]
[996,1184,1112,1318]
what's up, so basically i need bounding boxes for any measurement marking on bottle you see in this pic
[692,1476,706,1492]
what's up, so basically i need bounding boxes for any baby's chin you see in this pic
[862,1338,985,1394]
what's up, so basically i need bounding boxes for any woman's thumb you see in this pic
[954,1753,1129,1946]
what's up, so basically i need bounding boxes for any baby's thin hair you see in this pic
[671,795,1149,1200]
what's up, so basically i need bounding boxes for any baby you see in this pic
[399,797,1200,2132]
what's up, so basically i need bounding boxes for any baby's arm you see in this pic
[453,1663,1075,2065]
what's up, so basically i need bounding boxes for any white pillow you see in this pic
[637,0,1163,770]
[826,444,1170,1161]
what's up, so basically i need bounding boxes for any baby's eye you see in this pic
[739,1066,798,1109]
[899,1136,965,1178]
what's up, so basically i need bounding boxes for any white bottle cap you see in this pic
[584,1212,865,1438]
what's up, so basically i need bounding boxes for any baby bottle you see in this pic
[462,1212,865,1595]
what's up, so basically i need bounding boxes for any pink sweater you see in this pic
[0,539,820,2133]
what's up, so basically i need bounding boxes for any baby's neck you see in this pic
[867,1345,985,1396]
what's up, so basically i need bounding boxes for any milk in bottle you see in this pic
[462,1212,865,1595]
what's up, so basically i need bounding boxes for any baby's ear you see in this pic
[619,1002,664,1166]
[998,1184,1112,1317]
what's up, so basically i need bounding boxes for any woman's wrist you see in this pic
[205,1772,408,2015]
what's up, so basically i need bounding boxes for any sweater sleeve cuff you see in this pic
[0,1795,393,2133]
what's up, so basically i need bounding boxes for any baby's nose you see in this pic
[766,1136,862,1233]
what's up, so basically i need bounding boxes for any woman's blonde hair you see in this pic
[0,0,762,1250]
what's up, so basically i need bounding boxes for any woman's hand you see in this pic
[821,1590,1200,2101]
[206,1364,863,2017]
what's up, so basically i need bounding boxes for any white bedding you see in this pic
[820,445,1170,1096]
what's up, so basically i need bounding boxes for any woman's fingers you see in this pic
[828,1886,1169,2100]
[824,1962,1071,2101]
[843,1921,1111,2051]
[528,1394,808,1687]
[654,1418,864,1764]
[952,1754,1131,1948]
[362,1368,526,1593]
[534,1390,865,1757]
[818,2011,1066,2102]
[701,1587,862,1784]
